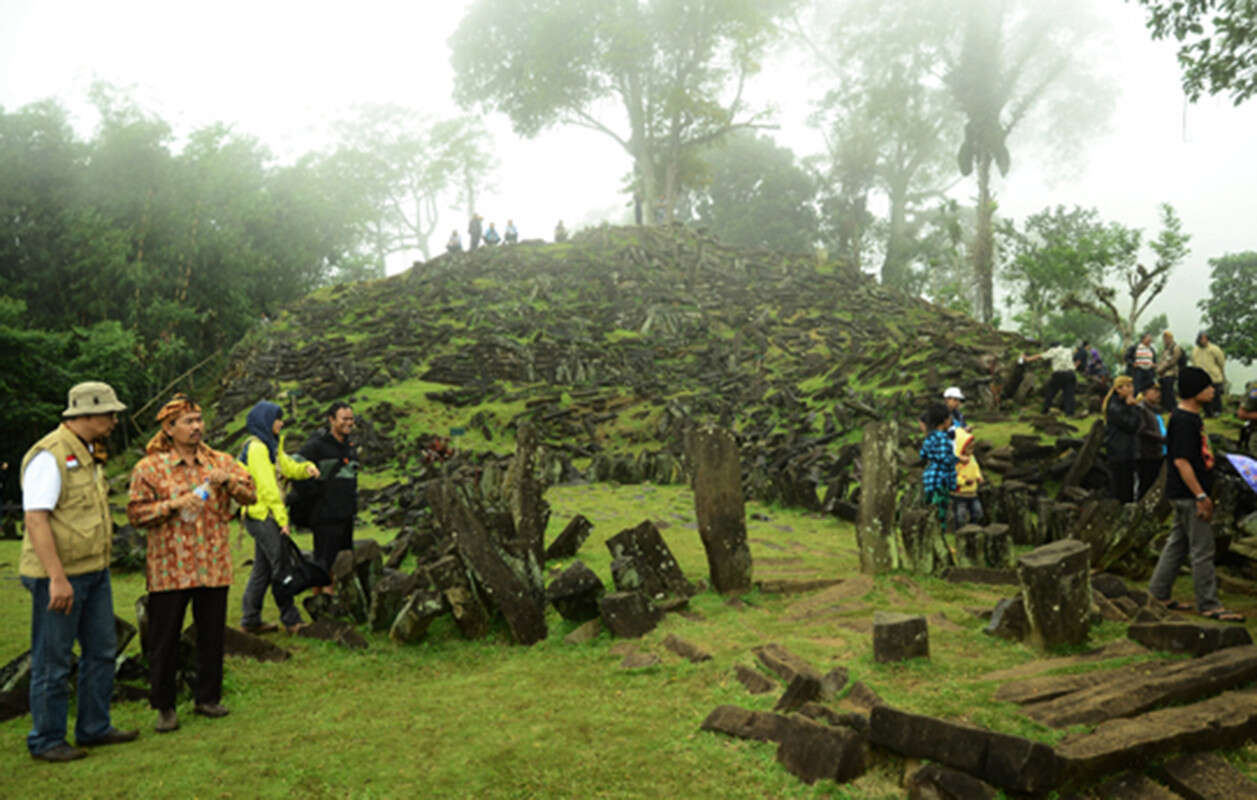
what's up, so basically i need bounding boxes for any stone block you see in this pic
[856,420,900,573]
[1017,539,1092,651]
[733,664,775,694]
[773,673,823,712]
[661,634,711,663]
[905,763,997,800]
[605,520,694,599]
[563,618,603,645]
[1160,751,1257,800]
[752,643,820,683]
[955,525,985,568]
[598,591,661,638]
[388,590,445,644]
[775,716,866,785]
[367,570,419,632]
[872,611,929,663]
[984,596,1028,641]
[544,514,592,561]
[545,560,606,623]
[1127,622,1253,657]
[869,704,1063,794]
[700,705,792,743]
[982,524,1011,568]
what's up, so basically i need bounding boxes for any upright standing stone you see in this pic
[687,425,752,594]
[856,420,900,573]
[983,524,1011,568]
[898,508,952,575]
[1017,540,1092,651]
[502,422,549,567]
[955,525,985,568]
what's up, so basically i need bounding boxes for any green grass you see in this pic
[6,418,1257,796]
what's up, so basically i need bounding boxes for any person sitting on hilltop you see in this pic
[504,219,518,244]
[446,230,462,254]
[554,220,568,242]
[920,403,959,529]
[483,222,501,246]
[952,428,984,528]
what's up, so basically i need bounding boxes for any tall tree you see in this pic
[944,0,1114,323]
[799,0,961,288]
[1198,251,1257,364]
[690,132,818,252]
[1064,203,1191,351]
[1132,0,1257,104]
[999,205,1141,342]
[450,0,798,224]
[330,106,494,265]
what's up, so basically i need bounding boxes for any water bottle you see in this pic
[180,479,211,523]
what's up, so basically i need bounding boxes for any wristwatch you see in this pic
[1196,493,1208,501]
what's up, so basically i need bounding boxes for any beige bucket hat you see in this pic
[63,381,127,418]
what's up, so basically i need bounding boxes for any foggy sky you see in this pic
[1,0,1254,381]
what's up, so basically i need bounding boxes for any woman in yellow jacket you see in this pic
[239,401,318,634]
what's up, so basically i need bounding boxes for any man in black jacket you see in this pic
[298,403,359,587]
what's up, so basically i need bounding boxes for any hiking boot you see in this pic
[31,743,88,762]
[78,727,139,747]
[193,703,230,718]
[155,709,179,733]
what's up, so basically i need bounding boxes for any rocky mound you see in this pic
[208,225,1028,497]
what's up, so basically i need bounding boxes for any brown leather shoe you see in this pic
[193,703,230,718]
[78,727,139,747]
[31,743,88,762]
[241,622,279,634]
[155,708,179,733]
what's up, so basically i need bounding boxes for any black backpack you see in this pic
[273,534,331,603]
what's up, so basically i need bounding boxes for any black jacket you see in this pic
[1135,404,1166,462]
[1104,396,1142,462]
[298,429,359,522]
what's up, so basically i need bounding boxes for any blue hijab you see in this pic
[242,401,283,463]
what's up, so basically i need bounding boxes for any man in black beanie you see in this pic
[1147,366,1243,621]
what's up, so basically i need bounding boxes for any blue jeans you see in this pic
[21,568,117,755]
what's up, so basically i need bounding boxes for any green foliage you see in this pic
[999,205,1141,342]
[1134,0,1257,104]
[1199,251,1257,364]
[0,87,390,458]
[690,132,819,252]
[450,0,800,223]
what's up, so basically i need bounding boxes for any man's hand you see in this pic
[169,492,201,510]
[1196,496,1214,521]
[305,464,320,479]
[208,468,232,487]
[48,575,74,614]
[280,524,291,537]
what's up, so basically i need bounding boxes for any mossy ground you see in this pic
[6,454,1257,797]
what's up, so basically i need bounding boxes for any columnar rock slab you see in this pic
[687,425,753,594]
[1017,539,1092,651]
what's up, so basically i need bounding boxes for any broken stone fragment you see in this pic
[872,611,929,663]
[546,560,606,623]
[598,591,662,638]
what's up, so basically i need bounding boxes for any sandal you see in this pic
[1164,600,1193,612]
[1201,608,1245,623]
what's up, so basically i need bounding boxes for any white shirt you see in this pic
[22,451,61,511]
[1044,346,1075,373]
[22,443,96,511]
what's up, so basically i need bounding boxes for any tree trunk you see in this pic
[881,179,910,288]
[973,155,995,323]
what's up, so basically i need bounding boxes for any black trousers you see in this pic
[1110,459,1136,504]
[1133,367,1156,394]
[1043,370,1077,416]
[1208,383,1224,417]
[1158,375,1177,412]
[311,519,354,577]
[146,586,228,711]
[1136,459,1163,500]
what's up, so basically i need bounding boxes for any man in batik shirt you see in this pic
[127,394,255,733]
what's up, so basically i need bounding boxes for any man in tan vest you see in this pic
[19,382,139,762]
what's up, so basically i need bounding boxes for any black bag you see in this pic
[286,479,319,530]
[273,535,330,604]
